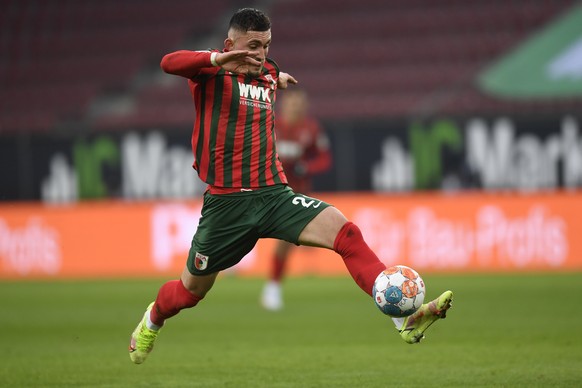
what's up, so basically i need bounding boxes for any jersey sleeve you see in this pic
[160,50,218,79]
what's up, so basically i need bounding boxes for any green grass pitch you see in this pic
[1,273,581,387]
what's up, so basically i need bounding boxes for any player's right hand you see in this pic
[215,50,263,75]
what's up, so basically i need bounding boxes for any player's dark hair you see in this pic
[229,8,271,32]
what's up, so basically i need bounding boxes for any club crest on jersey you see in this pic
[194,252,209,270]
[265,74,276,90]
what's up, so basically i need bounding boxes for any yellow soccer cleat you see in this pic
[399,290,453,344]
[129,302,160,364]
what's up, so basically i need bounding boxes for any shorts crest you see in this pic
[194,252,209,271]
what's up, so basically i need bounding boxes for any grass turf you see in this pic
[1,273,581,387]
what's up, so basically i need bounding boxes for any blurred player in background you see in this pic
[129,8,453,365]
[261,88,332,311]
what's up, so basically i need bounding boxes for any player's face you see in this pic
[227,29,271,77]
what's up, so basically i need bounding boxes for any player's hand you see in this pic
[215,50,262,75]
[278,72,298,89]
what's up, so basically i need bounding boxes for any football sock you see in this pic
[271,252,286,282]
[333,221,386,297]
[391,317,404,329]
[149,279,203,327]
[146,313,162,331]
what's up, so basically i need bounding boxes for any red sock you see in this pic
[271,253,286,282]
[149,280,203,327]
[334,222,386,297]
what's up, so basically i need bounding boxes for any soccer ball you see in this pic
[372,265,426,317]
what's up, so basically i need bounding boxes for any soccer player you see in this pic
[129,8,453,364]
[260,88,332,311]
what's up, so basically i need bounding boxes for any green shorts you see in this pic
[187,185,331,275]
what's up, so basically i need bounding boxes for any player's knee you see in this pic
[180,268,218,298]
[300,207,347,248]
[333,221,364,254]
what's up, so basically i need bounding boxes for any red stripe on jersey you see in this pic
[201,78,214,184]
[188,79,203,178]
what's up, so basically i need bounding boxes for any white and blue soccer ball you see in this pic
[372,265,426,317]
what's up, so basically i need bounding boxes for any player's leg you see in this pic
[151,267,218,326]
[264,188,384,297]
[298,206,386,297]
[129,269,219,364]
[129,191,259,364]
[299,206,453,343]
[263,186,453,343]
[261,240,293,311]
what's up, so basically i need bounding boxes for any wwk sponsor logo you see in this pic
[238,82,272,110]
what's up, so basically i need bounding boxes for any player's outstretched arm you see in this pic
[160,50,216,78]
[161,50,298,84]
[160,49,262,78]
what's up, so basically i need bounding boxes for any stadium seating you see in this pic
[267,0,577,119]
[0,0,577,133]
[92,0,582,126]
[0,0,230,132]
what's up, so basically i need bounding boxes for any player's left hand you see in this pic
[278,72,298,89]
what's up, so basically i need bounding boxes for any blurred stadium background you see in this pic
[1,0,582,273]
[2,1,582,386]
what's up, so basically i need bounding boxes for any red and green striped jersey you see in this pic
[161,50,287,189]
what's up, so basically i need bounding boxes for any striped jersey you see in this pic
[162,49,287,189]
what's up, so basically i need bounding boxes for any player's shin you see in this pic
[150,279,203,327]
[333,222,386,297]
